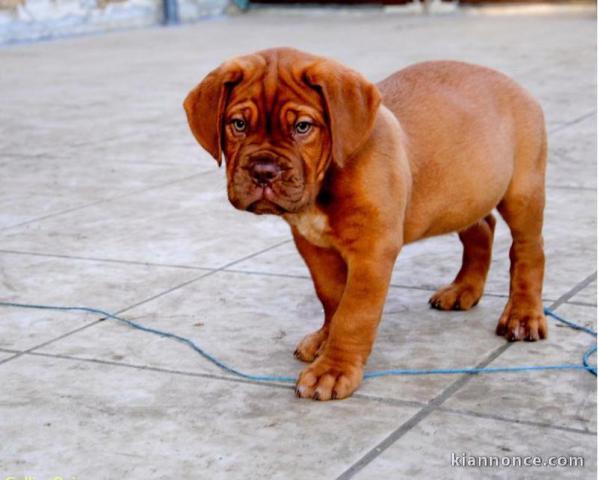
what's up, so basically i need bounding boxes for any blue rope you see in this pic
[0,301,595,381]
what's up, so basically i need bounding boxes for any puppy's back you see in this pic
[377,60,543,141]
[380,61,546,241]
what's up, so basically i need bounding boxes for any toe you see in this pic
[295,370,318,399]
[524,320,540,342]
[332,374,356,400]
[313,373,337,401]
[295,359,363,401]
[294,329,328,363]
[430,283,482,311]
[495,321,507,336]
[500,310,547,342]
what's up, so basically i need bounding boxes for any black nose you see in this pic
[250,161,281,186]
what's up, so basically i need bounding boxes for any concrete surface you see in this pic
[0,5,596,479]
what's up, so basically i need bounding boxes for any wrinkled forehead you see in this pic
[226,62,325,125]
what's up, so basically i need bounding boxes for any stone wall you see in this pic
[0,0,228,44]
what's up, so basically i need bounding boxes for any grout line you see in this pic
[352,392,597,436]
[336,342,513,480]
[104,239,293,318]
[224,267,310,280]
[2,248,590,306]
[0,249,216,272]
[0,249,597,307]
[0,151,201,168]
[0,170,213,233]
[549,110,597,135]
[0,250,569,304]
[565,300,597,308]
[388,282,512,297]
[0,319,105,367]
[0,347,21,354]
[1,130,163,158]
[350,393,426,410]
[1,199,114,232]
[1,273,594,441]
[0,239,293,367]
[21,350,296,391]
[0,253,592,363]
[223,268,563,302]
[0,256,594,446]
[435,406,597,437]
[335,270,598,480]
[548,271,597,310]
[5,346,595,439]
[546,184,596,192]
[0,353,21,366]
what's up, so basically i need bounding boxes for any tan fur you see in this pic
[184,48,547,401]
[285,208,333,249]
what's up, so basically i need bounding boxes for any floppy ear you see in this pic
[304,60,381,168]
[183,61,244,166]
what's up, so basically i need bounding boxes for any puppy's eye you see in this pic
[295,121,312,135]
[231,119,247,133]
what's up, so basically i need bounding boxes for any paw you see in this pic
[295,356,363,401]
[429,282,482,311]
[294,328,327,363]
[495,306,547,341]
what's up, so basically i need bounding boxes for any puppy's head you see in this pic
[184,48,381,215]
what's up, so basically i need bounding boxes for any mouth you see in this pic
[247,199,286,215]
[245,186,287,215]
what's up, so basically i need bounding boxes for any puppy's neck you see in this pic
[284,205,332,248]
[284,104,411,250]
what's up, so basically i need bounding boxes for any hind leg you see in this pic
[495,138,547,341]
[429,214,496,311]
[495,191,547,341]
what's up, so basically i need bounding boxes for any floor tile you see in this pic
[479,189,597,301]
[0,252,203,350]
[0,159,209,230]
[352,410,596,480]
[0,190,91,230]
[0,6,595,479]
[0,354,419,479]
[37,270,512,404]
[0,172,291,268]
[572,280,597,306]
[361,286,508,403]
[547,116,597,190]
[0,153,209,200]
[441,302,597,432]
[0,352,15,362]
[34,270,335,378]
[230,189,596,304]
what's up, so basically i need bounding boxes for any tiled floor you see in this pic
[1,4,596,479]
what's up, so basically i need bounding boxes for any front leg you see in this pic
[292,229,347,362]
[295,241,400,401]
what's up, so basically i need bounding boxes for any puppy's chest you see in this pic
[285,209,333,248]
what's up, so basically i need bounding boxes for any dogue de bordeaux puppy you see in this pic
[184,48,547,401]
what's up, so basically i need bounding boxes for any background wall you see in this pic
[1,0,592,45]
[0,0,227,44]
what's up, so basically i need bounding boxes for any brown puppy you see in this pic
[184,48,547,401]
